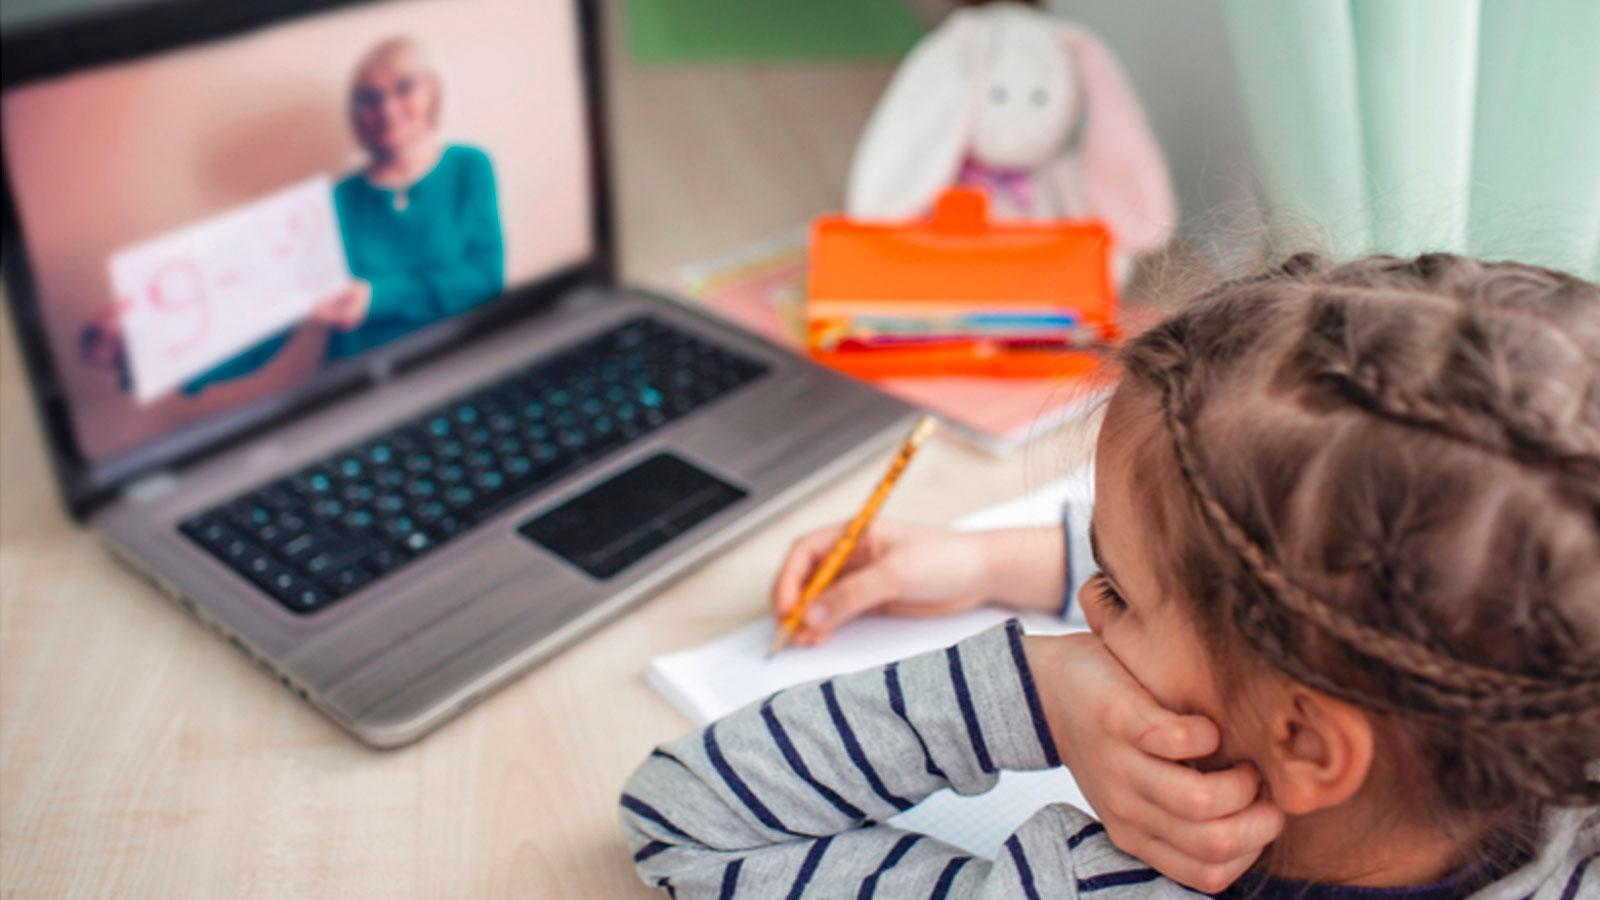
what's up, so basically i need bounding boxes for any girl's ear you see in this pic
[1055,26,1176,255]
[847,11,986,219]
[1261,688,1376,816]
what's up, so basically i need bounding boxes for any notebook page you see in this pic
[890,767,1091,859]
[644,608,1063,725]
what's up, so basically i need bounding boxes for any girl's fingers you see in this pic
[770,527,844,614]
[771,524,891,615]
[1073,636,1219,763]
[1161,797,1284,869]
[795,596,978,645]
[1109,825,1264,895]
[1106,791,1283,877]
[1109,694,1220,763]
[802,566,900,640]
[1127,757,1261,821]
[1135,714,1221,762]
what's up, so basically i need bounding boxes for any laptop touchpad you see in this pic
[518,453,747,579]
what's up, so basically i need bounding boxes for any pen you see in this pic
[767,415,938,657]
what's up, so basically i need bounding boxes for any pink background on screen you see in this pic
[2,0,592,463]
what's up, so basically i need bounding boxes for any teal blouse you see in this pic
[187,144,504,390]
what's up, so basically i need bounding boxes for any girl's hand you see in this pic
[1026,633,1285,893]
[771,522,995,646]
[312,280,371,331]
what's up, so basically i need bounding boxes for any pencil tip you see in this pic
[766,631,789,658]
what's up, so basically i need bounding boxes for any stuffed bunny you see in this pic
[847,2,1176,257]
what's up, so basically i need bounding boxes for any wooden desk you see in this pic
[0,342,1076,897]
[0,7,1097,896]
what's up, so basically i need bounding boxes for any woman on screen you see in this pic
[184,36,506,389]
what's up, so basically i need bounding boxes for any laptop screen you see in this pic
[1,0,595,482]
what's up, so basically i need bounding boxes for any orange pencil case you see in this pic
[806,187,1118,379]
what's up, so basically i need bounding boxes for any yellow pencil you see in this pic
[767,415,938,658]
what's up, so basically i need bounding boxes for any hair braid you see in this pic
[1287,278,1600,517]
[1150,362,1599,727]
[1325,366,1600,476]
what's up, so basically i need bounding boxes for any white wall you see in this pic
[1047,0,1263,263]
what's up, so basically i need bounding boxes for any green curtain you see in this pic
[1221,0,1600,279]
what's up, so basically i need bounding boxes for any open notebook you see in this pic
[644,467,1097,858]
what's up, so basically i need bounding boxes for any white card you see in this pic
[109,175,350,404]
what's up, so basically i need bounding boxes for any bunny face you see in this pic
[969,26,1076,170]
[847,4,1175,252]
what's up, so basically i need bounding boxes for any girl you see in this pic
[621,253,1598,897]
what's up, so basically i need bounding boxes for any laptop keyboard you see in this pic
[179,316,768,614]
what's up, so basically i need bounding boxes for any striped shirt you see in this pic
[621,620,1598,898]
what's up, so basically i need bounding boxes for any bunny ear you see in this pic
[1058,25,1176,254]
[847,12,987,219]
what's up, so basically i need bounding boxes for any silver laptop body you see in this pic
[94,289,909,746]
[0,0,911,746]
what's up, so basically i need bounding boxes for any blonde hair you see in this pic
[347,36,442,144]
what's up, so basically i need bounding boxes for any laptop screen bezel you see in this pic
[0,0,616,521]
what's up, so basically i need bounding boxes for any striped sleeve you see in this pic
[619,620,1068,897]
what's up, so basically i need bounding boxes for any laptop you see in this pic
[0,0,911,747]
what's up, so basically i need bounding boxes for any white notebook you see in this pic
[644,468,1097,858]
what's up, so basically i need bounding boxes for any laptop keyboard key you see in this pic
[366,547,406,576]
[286,585,327,611]
[264,568,302,598]
[327,567,373,595]
[181,515,231,549]
[279,528,335,562]
[219,533,255,563]
[304,539,381,578]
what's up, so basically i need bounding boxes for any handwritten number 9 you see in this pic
[147,259,209,358]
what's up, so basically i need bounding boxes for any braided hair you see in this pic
[1117,253,1600,814]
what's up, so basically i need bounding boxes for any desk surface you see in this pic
[0,7,1101,896]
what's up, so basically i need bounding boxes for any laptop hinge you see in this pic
[122,471,179,505]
